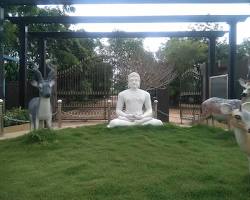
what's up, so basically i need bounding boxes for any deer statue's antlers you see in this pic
[47,63,56,81]
[32,64,43,82]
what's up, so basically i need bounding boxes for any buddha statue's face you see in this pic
[128,73,140,89]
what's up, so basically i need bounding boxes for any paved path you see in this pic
[0,109,191,141]
[0,121,106,140]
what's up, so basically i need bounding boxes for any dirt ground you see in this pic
[169,108,191,125]
[0,120,106,140]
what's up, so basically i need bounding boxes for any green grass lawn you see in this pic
[0,124,250,200]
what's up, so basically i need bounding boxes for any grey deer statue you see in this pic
[28,64,56,130]
[220,102,250,173]
[201,78,250,127]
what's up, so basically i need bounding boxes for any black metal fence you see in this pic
[179,67,202,123]
[56,64,118,120]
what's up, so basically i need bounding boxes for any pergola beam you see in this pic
[31,30,225,101]
[28,31,227,38]
[7,15,249,24]
[1,0,250,6]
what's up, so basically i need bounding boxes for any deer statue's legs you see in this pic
[30,115,39,130]
[30,114,34,131]
[227,118,231,130]
[39,121,44,129]
[35,118,39,130]
[211,116,215,126]
[45,118,52,129]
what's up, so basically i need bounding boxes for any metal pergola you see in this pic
[1,0,250,5]
[0,0,250,108]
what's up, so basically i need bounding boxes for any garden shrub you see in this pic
[25,129,57,144]
[4,107,29,127]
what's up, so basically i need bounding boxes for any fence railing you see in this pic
[0,99,63,136]
[0,98,161,136]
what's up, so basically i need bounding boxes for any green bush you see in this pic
[4,107,29,127]
[25,129,57,144]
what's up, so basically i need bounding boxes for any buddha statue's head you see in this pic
[128,72,140,89]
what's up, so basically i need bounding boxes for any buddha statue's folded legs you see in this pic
[107,116,163,128]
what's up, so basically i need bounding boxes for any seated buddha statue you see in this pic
[107,72,163,128]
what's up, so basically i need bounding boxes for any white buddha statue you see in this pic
[107,72,163,128]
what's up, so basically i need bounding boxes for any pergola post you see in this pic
[228,20,237,99]
[38,37,46,77]
[0,6,4,100]
[19,24,28,108]
[208,35,216,77]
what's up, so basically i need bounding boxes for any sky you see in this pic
[44,3,250,52]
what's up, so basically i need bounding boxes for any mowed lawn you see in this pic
[0,124,250,200]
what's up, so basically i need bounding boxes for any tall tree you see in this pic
[157,38,207,75]
[101,36,176,91]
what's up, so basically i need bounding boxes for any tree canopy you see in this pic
[99,37,176,91]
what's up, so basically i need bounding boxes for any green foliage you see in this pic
[56,49,80,67]
[49,37,97,71]
[80,79,92,100]
[4,62,19,81]
[0,124,249,200]
[91,61,113,93]
[158,38,207,74]
[238,38,250,58]
[3,6,108,85]
[214,38,250,69]
[188,22,223,32]
[103,37,174,90]
[168,78,180,106]
[216,40,229,66]
[3,21,18,50]
[25,129,57,144]
[4,107,29,127]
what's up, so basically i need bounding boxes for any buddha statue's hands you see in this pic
[134,114,143,120]
[124,113,143,121]
[125,114,136,121]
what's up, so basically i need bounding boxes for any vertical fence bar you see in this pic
[104,100,107,120]
[153,100,158,119]
[107,100,111,123]
[0,99,3,135]
[57,99,62,128]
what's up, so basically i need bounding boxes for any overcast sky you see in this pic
[42,3,250,52]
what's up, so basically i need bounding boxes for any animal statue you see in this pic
[239,78,250,102]
[201,97,241,127]
[220,102,250,173]
[28,64,56,130]
[200,78,250,127]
